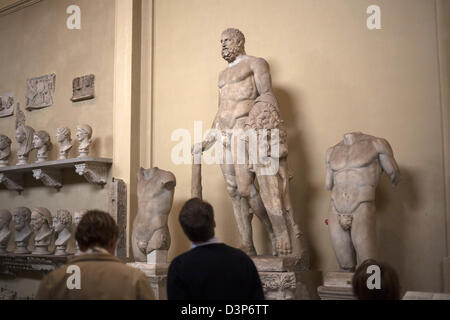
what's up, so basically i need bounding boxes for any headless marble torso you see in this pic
[328,133,383,214]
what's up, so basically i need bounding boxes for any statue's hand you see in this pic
[191,142,203,155]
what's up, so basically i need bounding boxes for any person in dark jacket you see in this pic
[167,198,264,300]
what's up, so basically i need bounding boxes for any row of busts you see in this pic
[0,124,93,167]
[0,207,87,256]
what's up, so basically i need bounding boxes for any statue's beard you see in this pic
[222,45,243,63]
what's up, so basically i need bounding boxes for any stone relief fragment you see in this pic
[25,73,56,111]
[0,93,14,118]
[71,74,95,102]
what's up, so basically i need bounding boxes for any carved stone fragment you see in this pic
[108,178,127,259]
[71,74,95,102]
[132,167,176,262]
[0,134,12,167]
[32,168,62,189]
[0,173,24,191]
[75,163,107,184]
[25,73,55,111]
[0,93,14,118]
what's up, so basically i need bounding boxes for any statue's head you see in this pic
[0,209,12,230]
[16,125,35,154]
[56,127,71,143]
[74,209,88,226]
[31,208,52,231]
[0,135,11,150]
[33,130,52,150]
[221,28,246,63]
[76,124,92,142]
[12,207,31,231]
[53,209,72,233]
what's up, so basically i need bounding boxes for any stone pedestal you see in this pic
[317,271,356,300]
[127,250,169,300]
[252,255,319,300]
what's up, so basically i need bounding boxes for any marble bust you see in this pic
[73,209,87,253]
[53,209,72,255]
[0,209,12,254]
[33,130,52,163]
[16,125,35,165]
[76,124,92,157]
[0,134,12,167]
[30,208,53,255]
[13,207,32,254]
[56,127,72,160]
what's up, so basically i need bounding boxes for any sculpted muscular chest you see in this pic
[217,57,259,129]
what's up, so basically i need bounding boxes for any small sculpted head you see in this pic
[76,124,92,142]
[53,209,72,233]
[33,131,51,150]
[12,207,31,231]
[31,208,52,231]
[0,209,12,230]
[221,28,246,63]
[0,135,11,150]
[74,209,88,226]
[56,127,71,143]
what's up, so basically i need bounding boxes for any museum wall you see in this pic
[0,0,115,298]
[150,0,449,293]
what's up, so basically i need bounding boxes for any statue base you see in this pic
[251,255,320,300]
[127,250,169,300]
[0,160,8,167]
[317,271,356,300]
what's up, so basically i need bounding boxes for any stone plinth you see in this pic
[317,271,356,300]
[0,253,72,275]
[252,255,319,300]
[128,251,169,300]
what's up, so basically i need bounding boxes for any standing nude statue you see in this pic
[56,127,72,160]
[0,135,11,167]
[325,132,400,271]
[132,167,176,262]
[194,28,302,256]
[0,209,12,253]
[30,208,53,255]
[13,207,33,254]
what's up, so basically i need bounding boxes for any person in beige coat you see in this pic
[36,210,155,300]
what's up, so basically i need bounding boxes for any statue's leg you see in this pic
[255,171,292,256]
[220,163,256,256]
[351,202,377,264]
[329,202,356,271]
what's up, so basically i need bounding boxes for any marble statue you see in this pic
[193,28,304,257]
[132,167,176,262]
[73,209,87,253]
[71,74,95,102]
[325,132,400,271]
[15,103,35,165]
[53,209,72,256]
[56,127,72,160]
[13,207,32,254]
[25,73,56,111]
[33,130,52,163]
[76,124,92,157]
[0,134,12,167]
[0,209,12,254]
[30,208,53,255]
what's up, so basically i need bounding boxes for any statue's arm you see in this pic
[325,147,334,190]
[374,138,400,186]
[252,58,273,95]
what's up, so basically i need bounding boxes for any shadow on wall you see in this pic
[376,166,419,294]
[273,85,319,267]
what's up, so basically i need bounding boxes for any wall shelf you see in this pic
[0,157,112,191]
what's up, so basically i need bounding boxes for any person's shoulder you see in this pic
[247,56,269,71]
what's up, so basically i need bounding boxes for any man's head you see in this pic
[179,198,215,243]
[12,207,31,231]
[221,28,246,63]
[30,208,52,231]
[75,210,119,254]
[352,259,400,300]
[53,209,72,233]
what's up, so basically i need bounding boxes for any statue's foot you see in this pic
[275,234,292,256]
[240,244,257,256]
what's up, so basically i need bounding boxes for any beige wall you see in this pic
[150,0,448,293]
[0,0,115,251]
